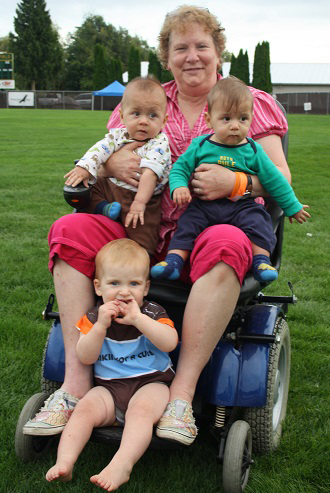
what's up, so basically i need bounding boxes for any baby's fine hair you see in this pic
[207,76,254,114]
[95,239,150,280]
[121,75,167,109]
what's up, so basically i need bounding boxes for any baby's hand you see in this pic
[97,300,121,329]
[64,166,91,188]
[125,200,146,229]
[173,187,192,206]
[289,205,311,224]
[115,299,142,326]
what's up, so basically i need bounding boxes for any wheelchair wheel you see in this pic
[222,420,253,493]
[244,317,290,454]
[15,392,53,462]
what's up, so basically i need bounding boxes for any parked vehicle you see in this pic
[74,93,92,109]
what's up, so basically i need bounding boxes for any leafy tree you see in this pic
[9,0,64,90]
[93,43,108,90]
[252,41,272,93]
[222,49,232,62]
[0,36,10,52]
[63,15,149,90]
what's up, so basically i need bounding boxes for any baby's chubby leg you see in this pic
[90,382,170,491]
[46,386,116,483]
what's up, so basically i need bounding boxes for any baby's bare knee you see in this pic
[126,399,154,420]
[73,396,95,417]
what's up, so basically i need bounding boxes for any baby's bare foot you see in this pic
[45,462,73,482]
[90,457,132,491]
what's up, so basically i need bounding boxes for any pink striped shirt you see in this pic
[107,77,288,255]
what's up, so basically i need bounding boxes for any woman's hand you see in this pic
[99,141,145,187]
[191,163,236,200]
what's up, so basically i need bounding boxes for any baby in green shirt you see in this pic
[151,77,310,283]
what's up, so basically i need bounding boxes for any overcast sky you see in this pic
[1,0,329,64]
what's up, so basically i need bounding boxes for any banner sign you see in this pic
[0,79,15,89]
[8,91,35,107]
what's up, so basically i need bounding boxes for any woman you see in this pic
[24,6,289,445]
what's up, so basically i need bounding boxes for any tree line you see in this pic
[3,0,272,93]
[229,42,272,93]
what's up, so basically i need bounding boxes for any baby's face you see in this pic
[205,100,253,146]
[120,87,167,141]
[94,262,150,307]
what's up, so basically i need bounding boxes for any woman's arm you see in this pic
[99,140,144,187]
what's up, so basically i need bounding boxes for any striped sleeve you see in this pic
[248,87,288,140]
[106,104,124,131]
[76,314,94,334]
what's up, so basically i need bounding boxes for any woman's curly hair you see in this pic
[157,5,226,69]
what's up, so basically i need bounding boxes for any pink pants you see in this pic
[48,214,252,285]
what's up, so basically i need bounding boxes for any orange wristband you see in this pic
[229,172,248,200]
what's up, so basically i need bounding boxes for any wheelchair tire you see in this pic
[222,420,253,493]
[15,392,54,462]
[244,317,290,454]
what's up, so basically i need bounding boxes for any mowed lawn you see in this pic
[0,109,329,493]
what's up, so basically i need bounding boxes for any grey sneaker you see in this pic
[156,399,198,445]
[23,389,79,436]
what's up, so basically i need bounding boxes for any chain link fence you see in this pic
[275,92,330,115]
[0,91,93,110]
[1,90,329,114]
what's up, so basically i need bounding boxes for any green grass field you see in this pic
[0,109,329,492]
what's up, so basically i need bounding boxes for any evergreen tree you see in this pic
[108,58,116,83]
[252,41,272,93]
[263,41,272,93]
[148,51,162,81]
[229,54,237,77]
[114,59,123,84]
[161,69,173,83]
[9,0,63,90]
[128,45,140,81]
[229,50,249,84]
[93,44,108,90]
[243,50,250,85]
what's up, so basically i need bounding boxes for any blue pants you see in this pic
[169,198,276,253]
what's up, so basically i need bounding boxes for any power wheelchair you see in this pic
[15,102,296,493]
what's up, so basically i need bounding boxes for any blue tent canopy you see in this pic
[93,80,126,97]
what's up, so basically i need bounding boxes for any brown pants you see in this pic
[87,177,161,255]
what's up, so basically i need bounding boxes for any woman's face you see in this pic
[167,23,220,95]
